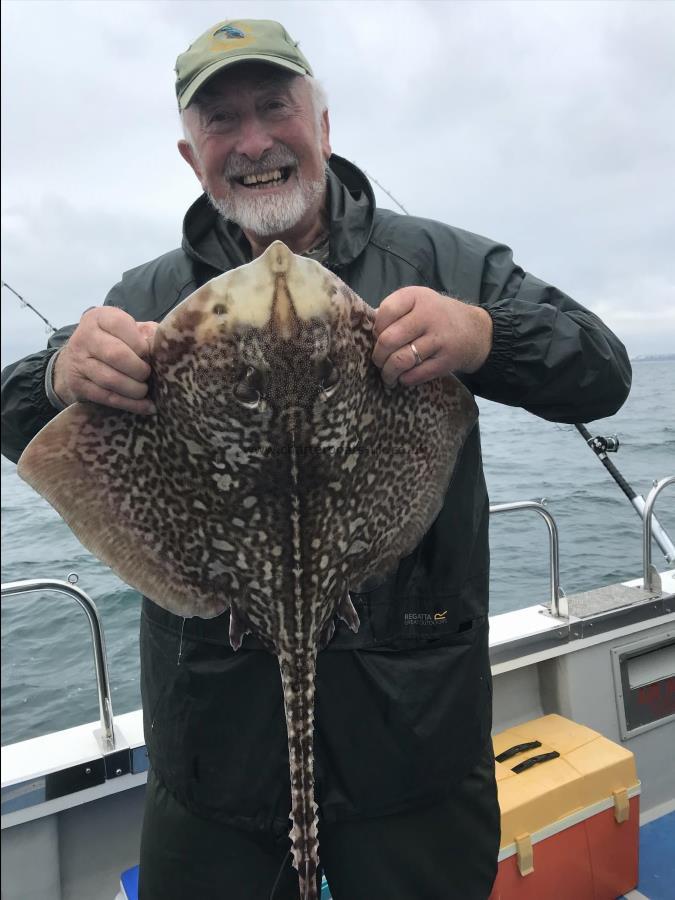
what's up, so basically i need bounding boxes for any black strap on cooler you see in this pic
[495,740,542,763]
[511,751,561,774]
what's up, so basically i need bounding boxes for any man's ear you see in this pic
[321,109,332,161]
[178,139,204,184]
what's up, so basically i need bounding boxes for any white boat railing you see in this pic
[489,499,566,617]
[643,476,675,592]
[0,576,116,753]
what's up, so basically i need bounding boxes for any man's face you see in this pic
[179,64,331,238]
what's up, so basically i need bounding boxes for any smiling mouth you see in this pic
[234,167,293,189]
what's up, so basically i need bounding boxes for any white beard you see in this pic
[204,147,327,237]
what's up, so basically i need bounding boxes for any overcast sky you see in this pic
[2,0,674,367]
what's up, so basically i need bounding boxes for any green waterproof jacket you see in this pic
[0,156,631,833]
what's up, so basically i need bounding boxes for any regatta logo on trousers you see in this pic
[404,610,448,626]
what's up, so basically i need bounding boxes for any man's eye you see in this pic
[264,100,288,113]
[208,111,235,126]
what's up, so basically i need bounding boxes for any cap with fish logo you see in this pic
[175,19,314,110]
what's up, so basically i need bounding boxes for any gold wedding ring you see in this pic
[410,342,423,367]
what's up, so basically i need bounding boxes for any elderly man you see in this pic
[1,18,630,900]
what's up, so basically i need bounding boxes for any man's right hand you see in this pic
[52,307,158,414]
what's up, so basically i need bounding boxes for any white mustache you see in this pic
[223,149,298,180]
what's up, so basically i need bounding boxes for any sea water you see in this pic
[1,360,673,745]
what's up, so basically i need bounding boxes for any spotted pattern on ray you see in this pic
[18,241,478,900]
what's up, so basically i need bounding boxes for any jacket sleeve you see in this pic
[460,243,632,424]
[0,282,131,464]
[1,325,76,464]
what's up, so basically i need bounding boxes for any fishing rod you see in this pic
[362,168,675,565]
[358,165,410,215]
[575,424,674,564]
[2,280,58,334]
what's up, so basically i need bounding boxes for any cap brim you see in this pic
[179,55,308,110]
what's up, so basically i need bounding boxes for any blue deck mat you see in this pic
[119,865,138,899]
[632,810,675,900]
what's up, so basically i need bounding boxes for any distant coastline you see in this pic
[630,354,675,362]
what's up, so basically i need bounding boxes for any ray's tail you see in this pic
[278,648,320,900]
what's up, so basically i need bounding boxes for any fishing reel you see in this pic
[589,434,620,454]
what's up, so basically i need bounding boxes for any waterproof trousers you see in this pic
[138,738,500,900]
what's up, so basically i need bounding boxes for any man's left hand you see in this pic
[372,287,493,387]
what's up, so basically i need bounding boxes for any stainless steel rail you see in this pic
[489,500,566,618]
[643,476,675,592]
[0,578,116,751]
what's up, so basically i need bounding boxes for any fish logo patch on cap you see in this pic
[214,23,246,39]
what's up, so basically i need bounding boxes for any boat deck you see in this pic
[620,810,675,900]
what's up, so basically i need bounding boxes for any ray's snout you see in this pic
[263,240,294,274]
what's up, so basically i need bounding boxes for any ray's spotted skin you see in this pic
[18,242,478,900]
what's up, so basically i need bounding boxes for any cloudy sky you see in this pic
[2,0,674,367]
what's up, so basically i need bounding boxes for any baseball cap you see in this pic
[175,19,314,110]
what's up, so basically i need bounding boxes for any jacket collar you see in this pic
[181,154,375,273]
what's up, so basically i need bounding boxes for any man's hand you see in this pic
[372,287,493,387]
[52,307,159,414]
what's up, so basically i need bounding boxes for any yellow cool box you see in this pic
[489,715,640,900]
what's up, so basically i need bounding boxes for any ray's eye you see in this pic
[317,357,340,400]
[234,365,264,409]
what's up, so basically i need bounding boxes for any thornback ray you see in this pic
[17,241,478,900]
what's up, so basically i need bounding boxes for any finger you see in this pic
[94,307,155,361]
[87,332,153,382]
[80,358,152,401]
[380,344,423,387]
[74,378,157,415]
[399,355,449,386]
[379,334,439,386]
[137,321,160,358]
[372,310,425,369]
[372,289,417,340]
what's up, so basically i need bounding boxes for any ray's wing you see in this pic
[318,287,479,593]
[19,401,228,618]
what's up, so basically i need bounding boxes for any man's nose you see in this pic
[233,116,275,160]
